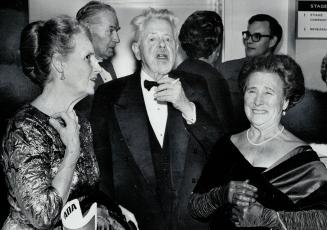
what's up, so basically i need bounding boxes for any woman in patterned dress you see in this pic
[1,15,136,230]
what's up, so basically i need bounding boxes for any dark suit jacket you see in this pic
[176,59,234,132]
[216,57,250,132]
[90,70,223,230]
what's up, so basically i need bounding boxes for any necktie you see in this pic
[100,59,117,79]
[144,80,159,91]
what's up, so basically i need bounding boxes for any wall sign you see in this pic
[298,0,327,38]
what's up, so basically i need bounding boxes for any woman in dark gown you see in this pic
[189,55,327,229]
[1,16,136,230]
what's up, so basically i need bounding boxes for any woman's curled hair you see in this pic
[239,55,305,109]
[179,10,223,59]
[20,15,87,86]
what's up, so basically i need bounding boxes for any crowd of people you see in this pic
[1,1,327,230]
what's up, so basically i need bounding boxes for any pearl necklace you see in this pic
[246,126,285,146]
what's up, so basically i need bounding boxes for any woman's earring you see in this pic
[282,110,286,116]
[60,71,65,80]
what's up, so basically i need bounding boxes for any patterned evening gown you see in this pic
[1,104,125,230]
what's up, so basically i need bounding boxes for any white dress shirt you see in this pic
[141,71,168,147]
[99,67,113,83]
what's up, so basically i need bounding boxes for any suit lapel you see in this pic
[165,72,195,191]
[165,105,190,192]
[114,73,156,186]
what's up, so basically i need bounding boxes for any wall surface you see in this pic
[296,39,327,91]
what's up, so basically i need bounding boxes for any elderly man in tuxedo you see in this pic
[91,8,223,230]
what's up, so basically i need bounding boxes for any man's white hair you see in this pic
[130,8,179,43]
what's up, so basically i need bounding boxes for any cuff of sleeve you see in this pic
[182,102,196,124]
[276,211,288,230]
[210,186,228,207]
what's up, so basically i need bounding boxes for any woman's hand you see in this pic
[227,180,258,207]
[49,110,81,202]
[119,205,139,230]
[232,202,279,228]
[49,110,81,158]
[97,206,111,230]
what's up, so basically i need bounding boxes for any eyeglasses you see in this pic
[242,31,273,42]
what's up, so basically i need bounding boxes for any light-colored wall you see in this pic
[296,39,327,91]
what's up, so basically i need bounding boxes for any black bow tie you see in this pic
[144,80,159,91]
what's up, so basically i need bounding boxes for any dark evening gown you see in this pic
[190,136,327,229]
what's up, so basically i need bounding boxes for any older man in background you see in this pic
[91,8,223,230]
[75,0,120,117]
[218,14,283,131]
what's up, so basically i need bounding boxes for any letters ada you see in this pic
[63,203,77,219]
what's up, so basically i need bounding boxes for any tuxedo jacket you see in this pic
[90,70,223,230]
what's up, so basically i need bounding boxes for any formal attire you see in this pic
[190,136,327,229]
[216,58,249,132]
[176,58,234,132]
[75,59,117,119]
[90,69,223,230]
[1,104,128,230]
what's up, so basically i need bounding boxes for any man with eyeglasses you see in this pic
[75,0,121,118]
[217,14,283,132]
